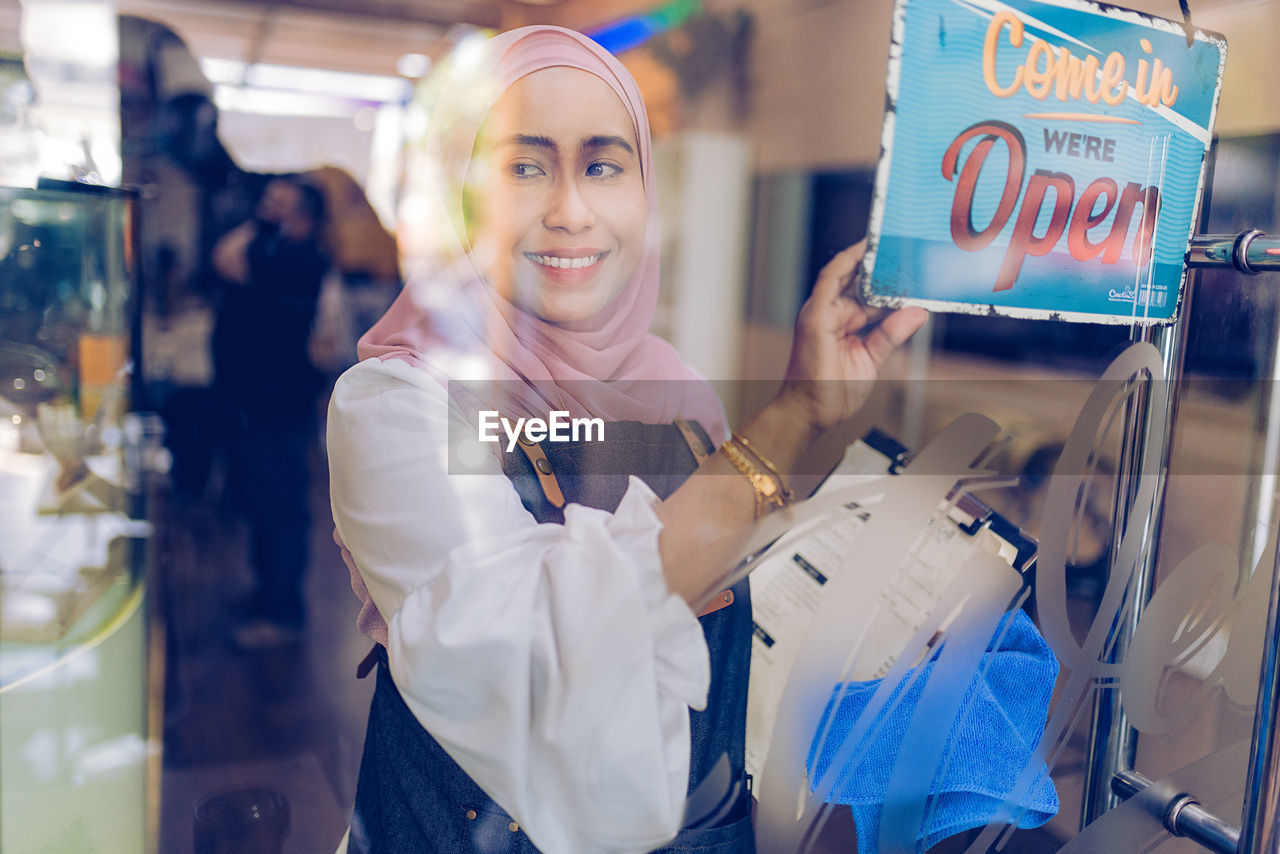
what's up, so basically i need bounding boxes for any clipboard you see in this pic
[744,428,1038,784]
[860,428,1037,572]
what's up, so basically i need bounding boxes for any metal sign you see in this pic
[859,0,1227,324]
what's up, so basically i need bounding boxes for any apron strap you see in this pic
[509,418,734,619]
[516,436,566,509]
[356,644,381,679]
[674,416,713,464]
[698,588,735,618]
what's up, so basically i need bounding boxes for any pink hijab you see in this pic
[358,25,725,436]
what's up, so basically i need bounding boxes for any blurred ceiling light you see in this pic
[396,53,432,79]
[200,57,247,86]
[451,31,490,73]
[201,58,410,104]
[213,86,361,118]
[353,106,378,131]
[20,1,116,66]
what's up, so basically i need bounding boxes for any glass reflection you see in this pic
[18,0,119,186]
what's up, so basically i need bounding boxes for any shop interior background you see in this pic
[2,0,1280,851]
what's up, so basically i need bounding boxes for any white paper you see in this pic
[744,440,1021,784]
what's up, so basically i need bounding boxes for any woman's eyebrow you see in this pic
[500,133,635,155]
[505,133,556,150]
[581,135,634,155]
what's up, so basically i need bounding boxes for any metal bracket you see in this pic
[1187,231,1280,275]
[1111,770,1241,854]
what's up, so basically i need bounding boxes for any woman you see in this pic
[327,25,925,854]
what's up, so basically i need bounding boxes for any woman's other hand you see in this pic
[775,240,928,435]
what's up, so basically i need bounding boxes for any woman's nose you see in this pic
[543,178,594,233]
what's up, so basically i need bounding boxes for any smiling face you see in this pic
[465,66,648,325]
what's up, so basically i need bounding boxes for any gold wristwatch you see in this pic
[720,435,792,518]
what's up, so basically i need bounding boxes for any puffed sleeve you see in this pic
[326,357,712,854]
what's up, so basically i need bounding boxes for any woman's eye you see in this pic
[585,162,621,178]
[510,162,545,178]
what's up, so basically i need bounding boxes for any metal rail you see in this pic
[1081,229,1280,853]
[1238,509,1280,854]
[1187,232,1280,275]
[1183,230,1280,854]
[1112,770,1240,854]
[1080,296,1190,825]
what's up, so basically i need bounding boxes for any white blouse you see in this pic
[326,357,712,854]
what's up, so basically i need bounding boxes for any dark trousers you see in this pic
[158,384,222,500]
[230,417,312,626]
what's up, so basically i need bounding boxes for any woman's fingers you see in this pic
[809,243,923,343]
[857,307,929,370]
[795,241,928,389]
[810,240,867,307]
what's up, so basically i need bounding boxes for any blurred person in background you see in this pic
[120,15,401,504]
[212,175,329,648]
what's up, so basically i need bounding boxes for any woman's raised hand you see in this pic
[775,241,928,435]
[657,241,927,602]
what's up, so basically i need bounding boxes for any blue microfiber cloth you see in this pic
[806,610,1059,854]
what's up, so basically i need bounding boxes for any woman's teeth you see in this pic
[528,253,602,269]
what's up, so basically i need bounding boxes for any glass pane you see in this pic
[720,2,1279,849]
[0,183,152,852]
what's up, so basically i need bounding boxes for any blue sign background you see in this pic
[860,0,1225,324]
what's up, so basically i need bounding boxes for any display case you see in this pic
[0,182,157,853]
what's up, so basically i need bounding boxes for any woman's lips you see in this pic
[524,250,609,283]
[525,250,607,270]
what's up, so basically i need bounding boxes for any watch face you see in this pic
[758,477,779,499]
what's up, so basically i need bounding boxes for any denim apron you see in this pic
[348,421,755,853]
